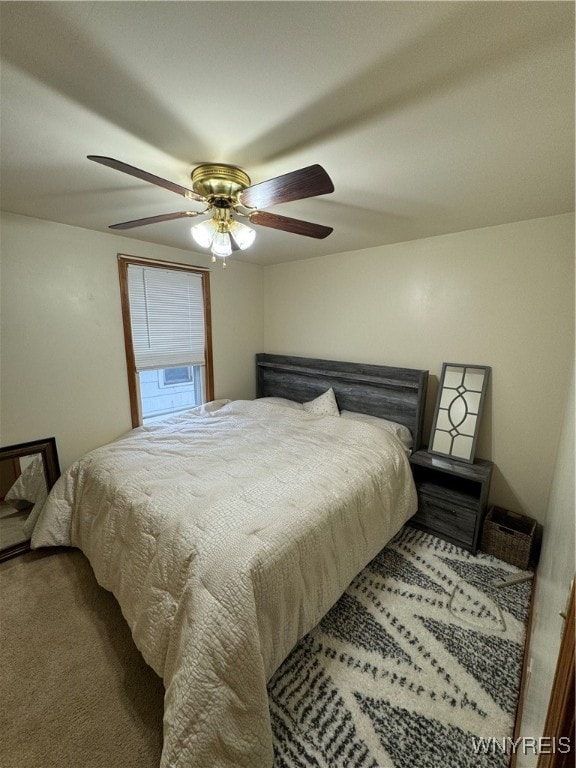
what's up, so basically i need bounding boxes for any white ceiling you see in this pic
[1,1,573,266]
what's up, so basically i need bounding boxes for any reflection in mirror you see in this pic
[0,453,45,548]
[429,364,490,464]
[0,438,60,562]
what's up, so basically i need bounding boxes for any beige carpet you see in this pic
[0,548,164,768]
[1,536,530,768]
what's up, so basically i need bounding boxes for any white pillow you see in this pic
[340,410,413,449]
[259,397,304,410]
[303,388,340,417]
[5,455,47,509]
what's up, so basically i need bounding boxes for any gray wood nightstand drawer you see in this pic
[408,450,493,554]
[411,493,477,548]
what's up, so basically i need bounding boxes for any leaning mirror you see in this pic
[0,437,60,562]
[429,364,490,464]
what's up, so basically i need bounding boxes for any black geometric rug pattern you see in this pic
[269,526,532,768]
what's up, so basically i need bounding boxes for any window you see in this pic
[162,366,193,386]
[118,255,214,426]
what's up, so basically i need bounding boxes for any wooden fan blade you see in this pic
[240,164,334,209]
[250,211,333,239]
[109,212,199,230]
[88,156,203,201]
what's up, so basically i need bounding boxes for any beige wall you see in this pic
[516,365,574,765]
[2,210,573,521]
[0,212,264,469]
[263,213,575,522]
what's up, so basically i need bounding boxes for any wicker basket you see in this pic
[481,506,537,569]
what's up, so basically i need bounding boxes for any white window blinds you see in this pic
[127,264,206,371]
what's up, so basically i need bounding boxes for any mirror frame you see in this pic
[0,437,60,562]
[428,363,491,464]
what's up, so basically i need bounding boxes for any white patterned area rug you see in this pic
[269,526,532,768]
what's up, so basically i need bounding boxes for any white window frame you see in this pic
[159,366,194,388]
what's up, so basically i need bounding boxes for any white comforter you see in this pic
[32,400,416,768]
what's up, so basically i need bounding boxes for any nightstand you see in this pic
[408,450,493,554]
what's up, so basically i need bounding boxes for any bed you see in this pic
[32,354,428,768]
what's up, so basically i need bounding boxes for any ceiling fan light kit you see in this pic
[88,155,334,267]
[230,220,257,249]
[191,204,255,267]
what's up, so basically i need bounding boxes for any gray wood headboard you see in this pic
[256,353,429,451]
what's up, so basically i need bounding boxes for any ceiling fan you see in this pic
[88,155,334,266]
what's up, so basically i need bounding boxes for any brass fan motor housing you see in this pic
[191,164,251,202]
